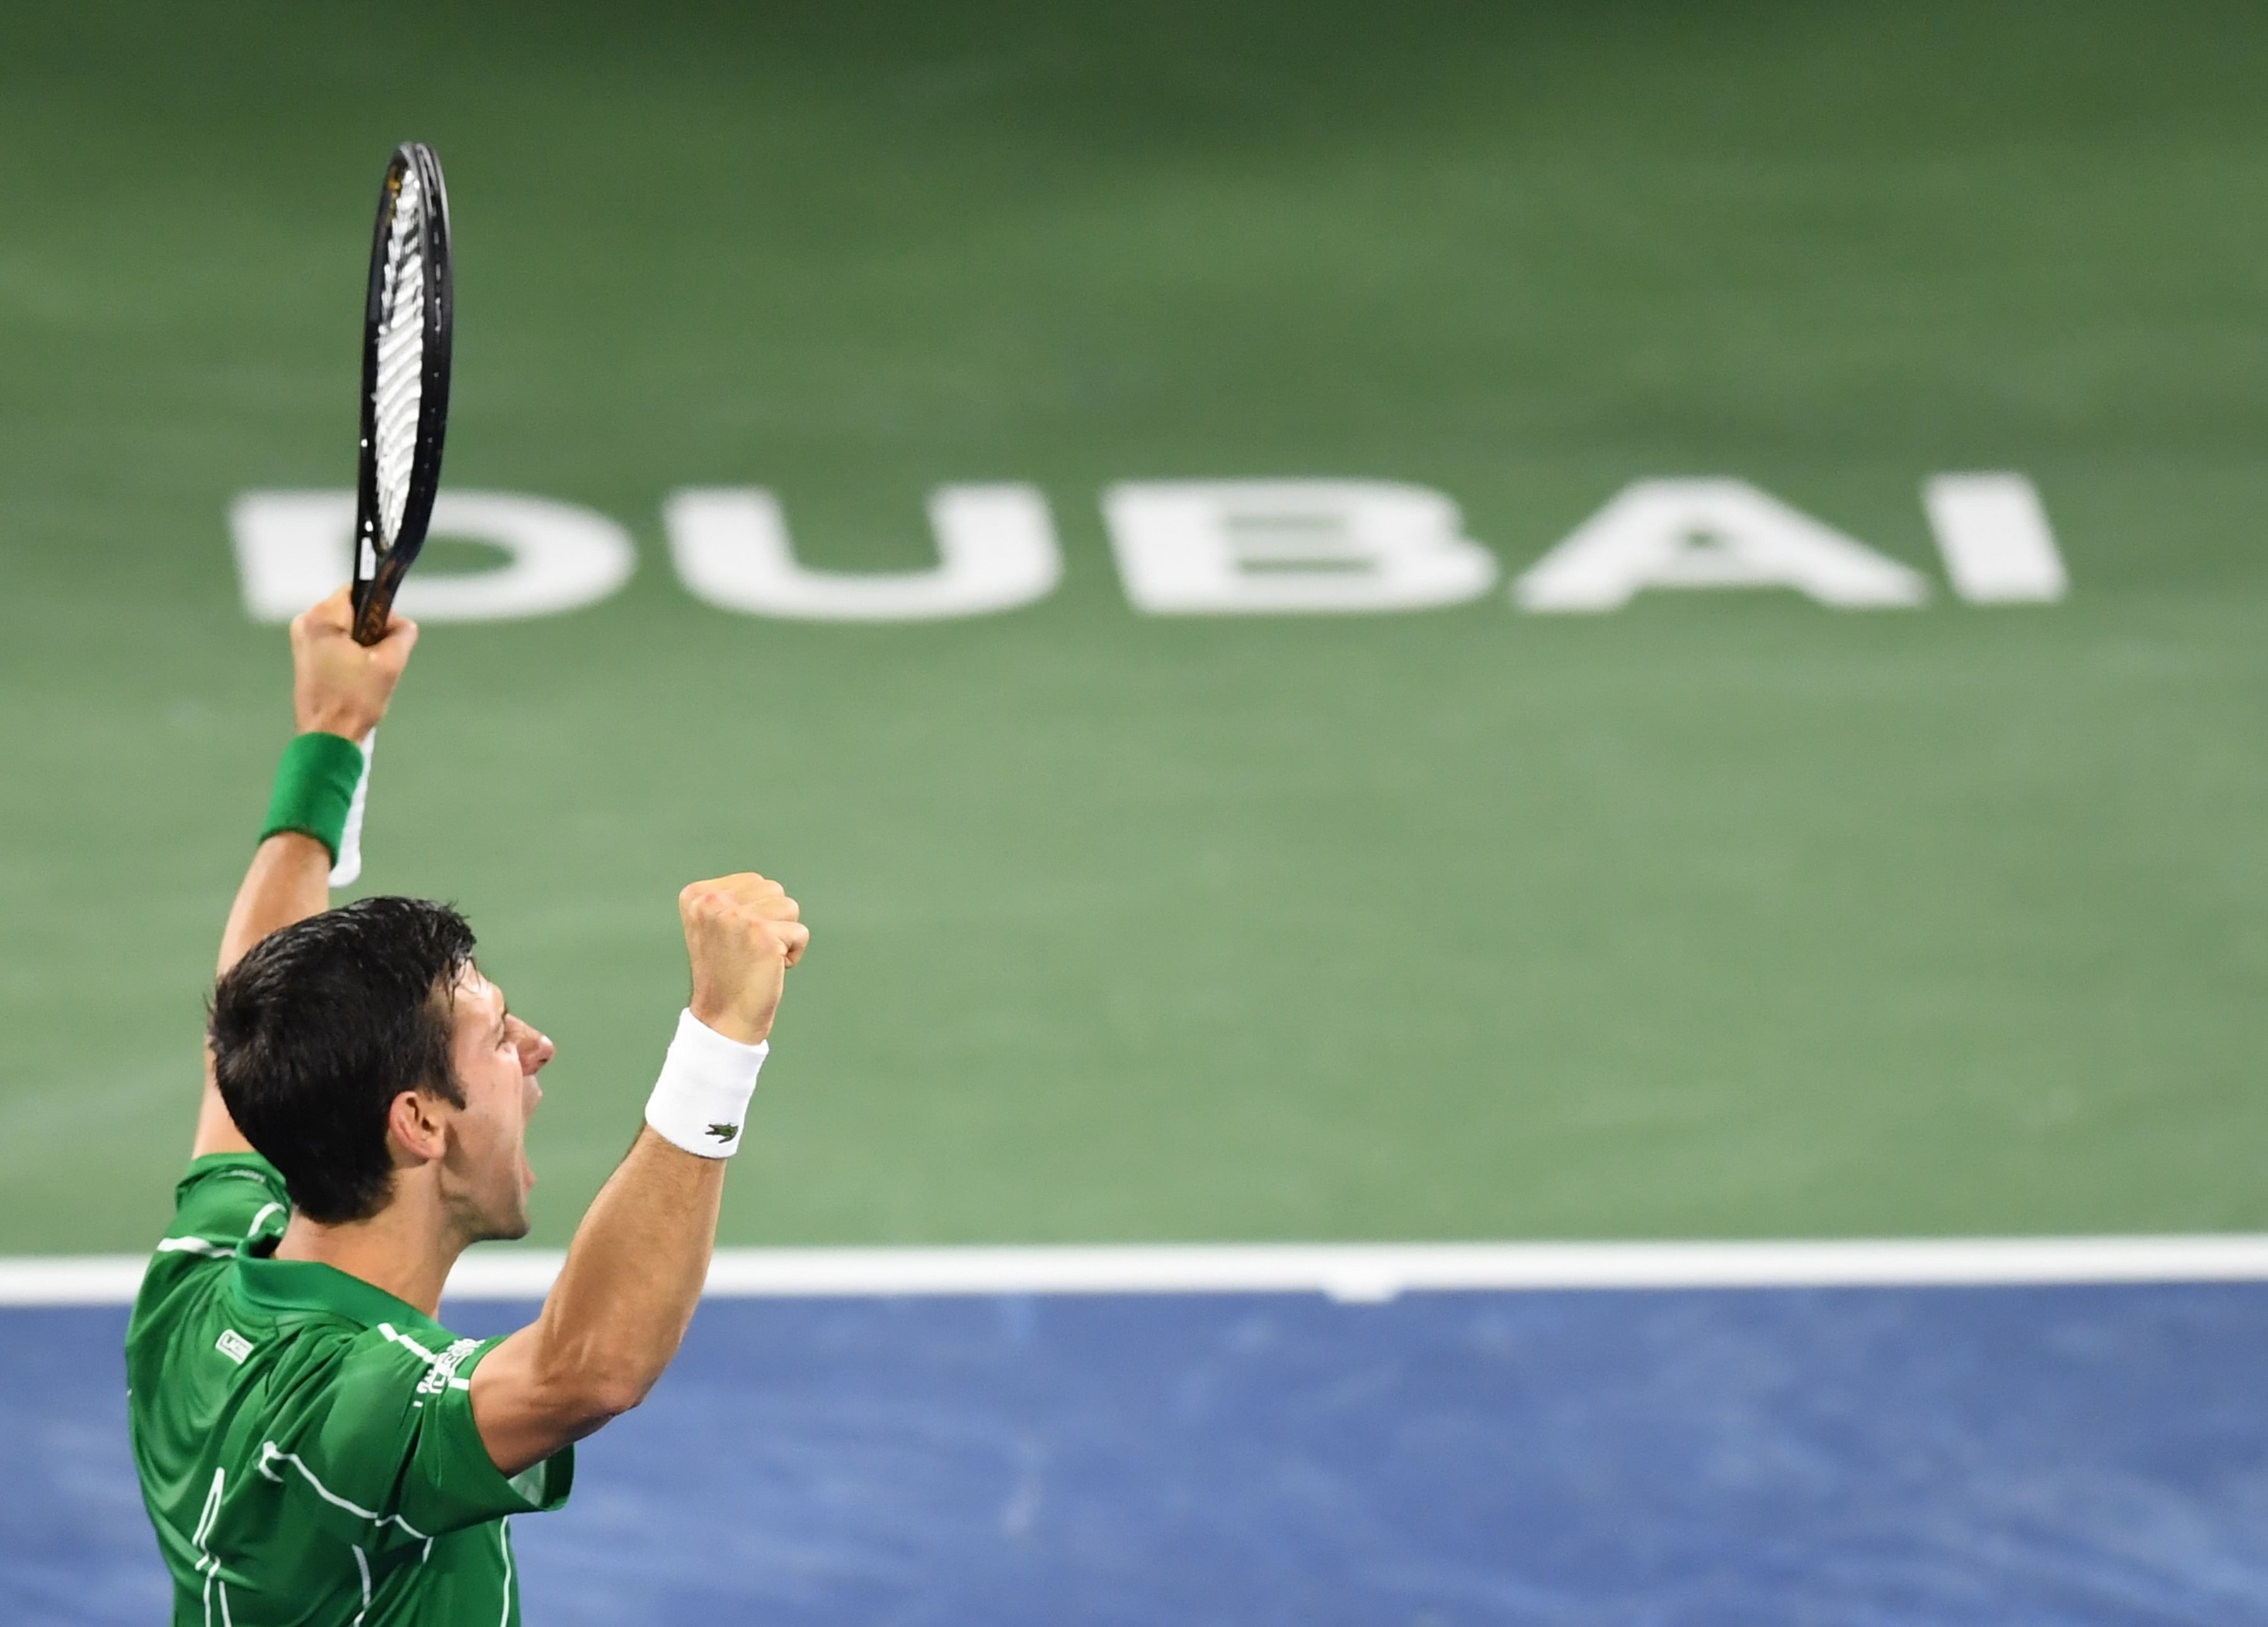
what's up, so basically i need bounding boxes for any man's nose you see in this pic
[514,1021,556,1074]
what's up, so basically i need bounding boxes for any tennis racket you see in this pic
[334,142,454,887]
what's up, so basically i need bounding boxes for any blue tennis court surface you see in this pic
[11,1282,2268,1624]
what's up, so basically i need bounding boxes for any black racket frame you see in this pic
[351,141,454,646]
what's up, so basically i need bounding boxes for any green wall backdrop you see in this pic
[1,1,2263,1251]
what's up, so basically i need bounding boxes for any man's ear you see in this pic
[385,1088,451,1167]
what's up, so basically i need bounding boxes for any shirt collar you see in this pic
[232,1237,449,1337]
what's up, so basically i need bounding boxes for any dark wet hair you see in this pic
[209,897,476,1224]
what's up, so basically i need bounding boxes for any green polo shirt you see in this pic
[126,1153,573,1626]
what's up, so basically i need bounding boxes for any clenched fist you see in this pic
[292,585,418,740]
[680,873,810,1045]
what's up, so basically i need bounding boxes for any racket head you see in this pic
[352,142,454,646]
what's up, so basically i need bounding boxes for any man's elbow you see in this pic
[476,1335,675,1476]
[543,1351,665,1429]
[577,1367,660,1423]
[521,1325,684,1432]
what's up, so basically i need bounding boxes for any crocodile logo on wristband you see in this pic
[706,1122,741,1144]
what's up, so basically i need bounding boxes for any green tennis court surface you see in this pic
[2,0,2263,1256]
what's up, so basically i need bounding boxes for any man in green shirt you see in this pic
[127,587,811,1624]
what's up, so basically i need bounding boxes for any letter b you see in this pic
[1104,481,1499,614]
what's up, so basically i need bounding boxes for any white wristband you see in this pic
[644,1009,769,1158]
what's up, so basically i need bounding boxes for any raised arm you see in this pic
[470,873,809,1476]
[193,588,418,1158]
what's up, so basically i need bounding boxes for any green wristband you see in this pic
[260,732,365,863]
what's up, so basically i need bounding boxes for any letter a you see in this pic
[1514,480,1927,612]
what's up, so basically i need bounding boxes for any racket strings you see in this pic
[370,164,428,550]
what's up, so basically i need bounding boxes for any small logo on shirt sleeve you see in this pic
[215,1328,254,1365]
[415,1338,483,1398]
[706,1122,741,1144]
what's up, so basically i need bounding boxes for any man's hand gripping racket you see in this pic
[294,587,418,778]
[331,141,454,887]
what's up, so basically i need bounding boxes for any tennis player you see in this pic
[127,586,808,1624]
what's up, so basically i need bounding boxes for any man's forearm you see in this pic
[195,589,418,1160]
[471,1130,726,1475]
[192,831,333,1158]
[219,832,331,975]
[471,873,804,1475]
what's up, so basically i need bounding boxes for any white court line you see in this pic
[13,1237,2268,1307]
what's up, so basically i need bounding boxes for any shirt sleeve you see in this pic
[400,1336,576,1532]
[265,1326,574,1543]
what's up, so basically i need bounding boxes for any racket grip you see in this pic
[327,730,375,888]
